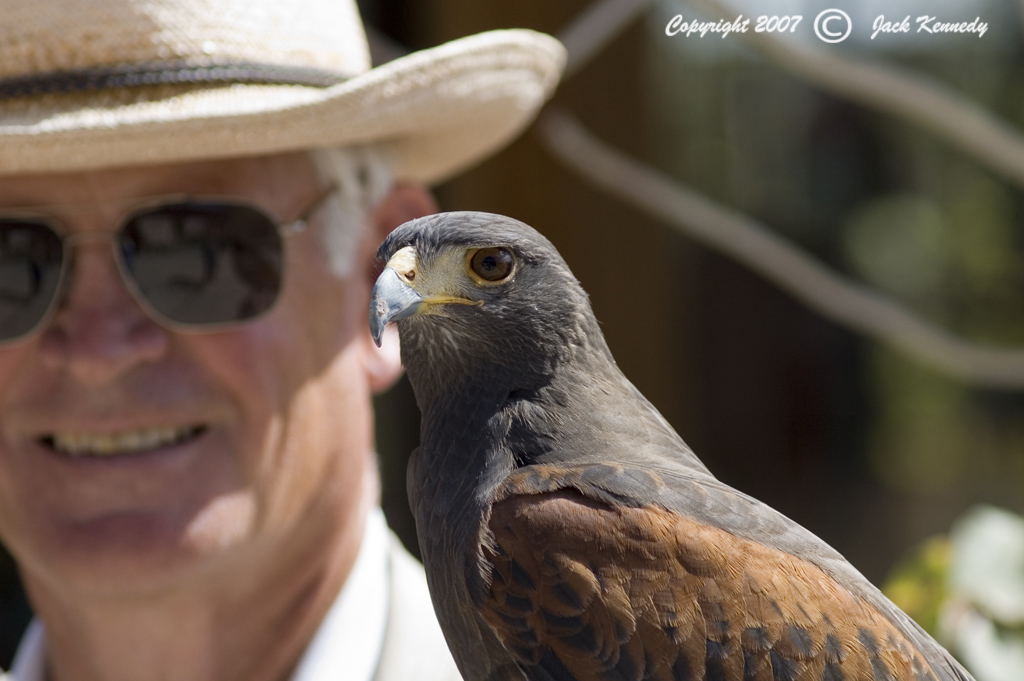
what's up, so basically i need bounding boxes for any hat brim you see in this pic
[0,29,565,183]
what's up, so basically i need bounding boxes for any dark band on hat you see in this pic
[0,61,349,100]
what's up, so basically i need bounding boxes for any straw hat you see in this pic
[0,0,565,182]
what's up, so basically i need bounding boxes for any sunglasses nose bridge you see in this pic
[57,230,143,314]
[62,230,120,248]
[61,228,131,281]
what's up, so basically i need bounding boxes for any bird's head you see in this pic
[369,212,695,481]
[369,212,604,390]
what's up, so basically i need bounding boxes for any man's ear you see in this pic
[360,183,437,394]
[367,183,438,260]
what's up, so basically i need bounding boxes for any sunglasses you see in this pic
[0,185,335,344]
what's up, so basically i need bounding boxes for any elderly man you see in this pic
[0,1,563,680]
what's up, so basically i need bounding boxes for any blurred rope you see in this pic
[541,0,1024,387]
[558,0,656,77]
[539,108,1024,389]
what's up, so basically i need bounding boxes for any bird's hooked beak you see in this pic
[370,246,424,347]
[369,245,482,347]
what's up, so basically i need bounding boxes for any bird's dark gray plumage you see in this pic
[369,211,974,681]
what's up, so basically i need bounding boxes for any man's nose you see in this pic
[38,242,169,383]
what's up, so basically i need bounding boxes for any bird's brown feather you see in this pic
[482,486,938,681]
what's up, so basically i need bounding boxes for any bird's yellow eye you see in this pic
[468,247,515,283]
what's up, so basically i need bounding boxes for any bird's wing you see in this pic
[481,487,944,681]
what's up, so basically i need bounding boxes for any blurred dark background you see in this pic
[2,0,1023,670]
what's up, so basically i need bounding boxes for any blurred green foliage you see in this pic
[884,534,952,634]
[885,506,1024,681]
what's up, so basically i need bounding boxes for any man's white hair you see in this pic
[309,145,395,277]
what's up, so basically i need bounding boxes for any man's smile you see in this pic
[42,425,208,457]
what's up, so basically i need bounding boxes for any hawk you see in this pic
[368,212,973,681]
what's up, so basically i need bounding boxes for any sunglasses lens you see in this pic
[0,222,64,341]
[120,203,284,326]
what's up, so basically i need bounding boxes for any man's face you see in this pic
[0,153,388,596]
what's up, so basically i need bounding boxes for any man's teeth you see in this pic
[50,427,201,456]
